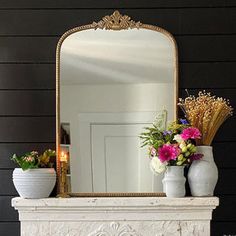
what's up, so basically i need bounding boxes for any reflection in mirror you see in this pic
[58,14,177,195]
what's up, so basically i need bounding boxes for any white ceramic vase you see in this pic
[162,166,186,198]
[12,168,56,199]
[188,146,218,197]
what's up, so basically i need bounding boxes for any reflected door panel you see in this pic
[69,112,164,193]
[91,124,162,193]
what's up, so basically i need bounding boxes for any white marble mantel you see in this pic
[12,197,219,236]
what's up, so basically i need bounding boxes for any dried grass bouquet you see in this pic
[178,91,233,145]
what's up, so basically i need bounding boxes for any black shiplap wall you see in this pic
[0,1,235,235]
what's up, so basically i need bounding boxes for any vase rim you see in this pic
[167,165,185,168]
[14,168,55,171]
[197,145,213,149]
[14,167,54,169]
[197,145,212,147]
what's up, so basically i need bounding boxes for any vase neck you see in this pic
[167,166,184,175]
[196,146,213,161]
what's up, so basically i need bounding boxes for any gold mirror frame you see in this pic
[56,11,179,197]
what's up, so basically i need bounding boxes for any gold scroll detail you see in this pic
[92,10,142,30]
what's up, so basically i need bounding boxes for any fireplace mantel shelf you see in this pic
[12,196,219,236]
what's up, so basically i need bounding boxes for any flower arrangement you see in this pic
[178,91,233,145]
[11,149,56,171]
[140,119,203,174]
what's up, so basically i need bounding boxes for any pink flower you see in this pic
[158,144,180,163]
[23,156,34,162]
[190,153,203,161]
[180,127,201,140]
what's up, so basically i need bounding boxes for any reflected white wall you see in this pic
[61,83,173,192]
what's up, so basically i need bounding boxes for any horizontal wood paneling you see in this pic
[1,35,236,63]
[0,37,58,63]
[0,64,55,89]
[211,222,236,236]
[0,0,235,9]
[0,170,17,195]
[0,62,235,90]
[0,196,18,221]
[0,143,55,168]
[176,35,236,62]
[0,8,235,36]
[0,117,55,142]
[0,91,55,116]
[215,169,236,195]
[213,196,236,221]
[180,62,236,89]
[0,222,20,236]
[213,142,236,168]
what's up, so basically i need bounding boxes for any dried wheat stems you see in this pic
[178,91,233,145]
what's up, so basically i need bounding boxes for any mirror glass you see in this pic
[58,18,177,194]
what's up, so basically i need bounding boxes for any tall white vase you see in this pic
[162,166,186,198]
[188,146,218,197]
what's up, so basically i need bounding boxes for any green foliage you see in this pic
[11,153,38,170]
[167,121,189,134]
[38,149,56,168]
[11,149,55,171]
[140,110,167,149]
[140,120,188,149]
[140,126,164,149]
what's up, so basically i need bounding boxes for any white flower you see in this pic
[150,156,167,175]
[173,134,184,143]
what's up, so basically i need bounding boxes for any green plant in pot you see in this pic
[11,149,56,199]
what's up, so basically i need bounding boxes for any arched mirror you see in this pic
[56,11,178,197]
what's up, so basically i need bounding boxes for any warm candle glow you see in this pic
[60,151,67,162]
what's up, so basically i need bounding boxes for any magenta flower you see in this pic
[158,144,180,163]
[190,153,203,161]
[180,127,201,140]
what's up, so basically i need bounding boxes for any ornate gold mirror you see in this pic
[56,11,178,197]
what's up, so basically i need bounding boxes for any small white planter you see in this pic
[188,146,218,197]
[162,166,186,198]
[12,168,56,199]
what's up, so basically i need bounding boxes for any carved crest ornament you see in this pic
[92,11,142,30]
[88,222,140,236]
